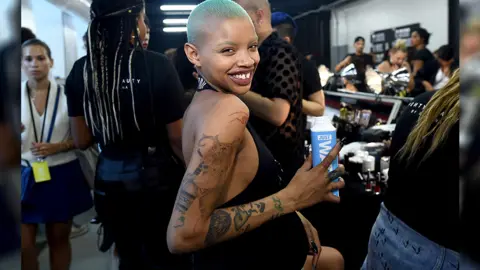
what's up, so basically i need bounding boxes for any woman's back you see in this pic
[66,49,184,150]
[384,91,459,250]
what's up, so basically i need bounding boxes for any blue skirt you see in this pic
[21,160,93,224]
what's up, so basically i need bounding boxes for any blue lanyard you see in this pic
[26,83,61,143]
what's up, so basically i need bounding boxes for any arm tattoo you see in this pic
[204,209,232,246]
[270,196,284,220]
[175,165,211,214]
[272,196,284,212]
[229,112,249,125]
[231,202,266,231]
[173,133,240,227]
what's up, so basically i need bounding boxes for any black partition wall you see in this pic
[448,0,459,61]
[294,11,332,68]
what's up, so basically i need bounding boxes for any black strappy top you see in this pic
[192,77,309,269]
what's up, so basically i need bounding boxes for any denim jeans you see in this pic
[362,203,459,270]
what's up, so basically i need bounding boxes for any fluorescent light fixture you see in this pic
[79,0,91,7]
[160,5,196,11]
[163,11,192,15]
[163,19,189,25]
[163,27,188,33]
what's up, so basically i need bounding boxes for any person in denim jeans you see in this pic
[362,70,460,269]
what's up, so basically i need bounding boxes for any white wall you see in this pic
[32,0,66,78]
[331,0,448,55]
[21,0,89,79]
[0,0,15,44]
[72,15,88,57]
[21,0,36,34]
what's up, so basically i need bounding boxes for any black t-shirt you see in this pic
[249,32,305,177]
[384,91,459,251]
[65,50,185,149]
[346,53,374,71]
[302,57,322,98]
[345,53,374,92]
[412,48,435,64]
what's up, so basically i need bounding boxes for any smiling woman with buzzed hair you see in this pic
[167,1,346,270]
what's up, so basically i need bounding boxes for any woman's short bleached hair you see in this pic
[187,0,252,44]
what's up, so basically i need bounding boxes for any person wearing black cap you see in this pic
[271,11,325,117]
[64,0,190,269]
[335,37,374,92]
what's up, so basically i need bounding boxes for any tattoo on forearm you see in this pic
[231,202,266,231]
[269,196,285,221]
[272,196,284,212]
[205,209,232,246]
[229,112,249,125]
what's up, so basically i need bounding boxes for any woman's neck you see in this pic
[198,74,230,94]
[27,78,50,91]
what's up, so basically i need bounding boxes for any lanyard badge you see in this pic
[32,158,51,183]
[26,83,60,183]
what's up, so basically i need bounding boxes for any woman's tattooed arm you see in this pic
[167,102,296,254]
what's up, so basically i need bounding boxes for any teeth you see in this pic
[233,73,250,79]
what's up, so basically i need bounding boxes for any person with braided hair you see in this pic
[65,0,190,269]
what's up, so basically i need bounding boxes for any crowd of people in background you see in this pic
[14,0,470,269]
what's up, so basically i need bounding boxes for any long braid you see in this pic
[84,0,144,146]
[110,18,123,135]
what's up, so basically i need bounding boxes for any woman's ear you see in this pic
[184,43,201,68]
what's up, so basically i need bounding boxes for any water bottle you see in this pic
[310,116,340,197]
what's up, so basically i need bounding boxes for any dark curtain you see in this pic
[448,0,459,62]
[294,11,331,68]
[149,31,187,55]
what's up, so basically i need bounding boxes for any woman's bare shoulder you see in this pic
[187,93,249,147]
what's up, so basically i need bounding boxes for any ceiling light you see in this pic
[160,5,197,11]
[163,19,189,25]
[163,27,188,33]
[79,0,91,7]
